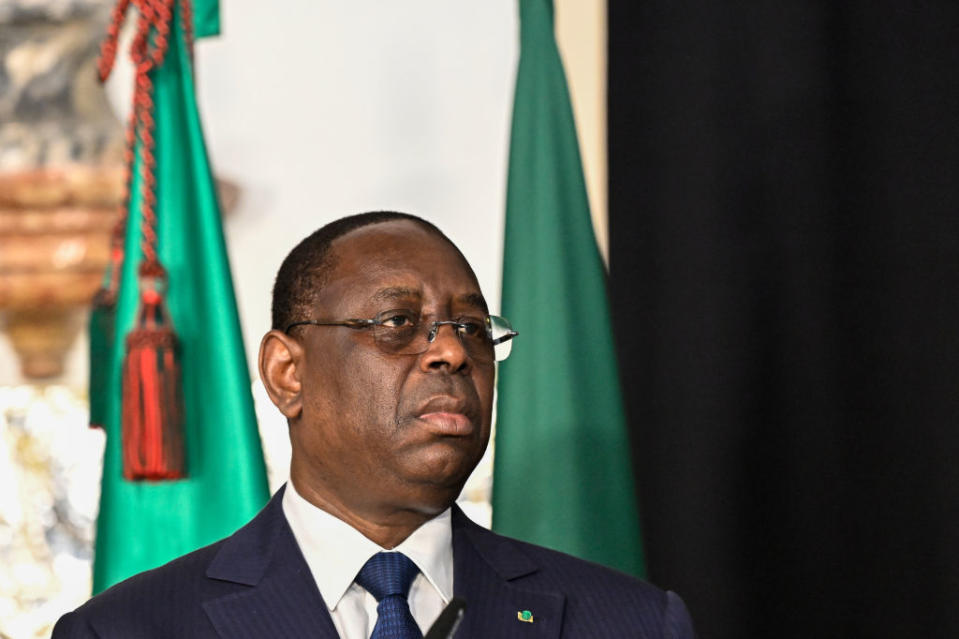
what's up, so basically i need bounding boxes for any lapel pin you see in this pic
[517,610,534,623]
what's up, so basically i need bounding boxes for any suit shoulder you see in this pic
[91,537,225,603]
[455,509,659,596]
[455,518,696,637]
[57,538,229,638]
[509,534,664,597]
[60,490,287,637]
[506,538,696,637]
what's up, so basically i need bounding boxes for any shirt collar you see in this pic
[282,481,453,612]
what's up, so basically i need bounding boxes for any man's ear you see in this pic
[258,330,304,420]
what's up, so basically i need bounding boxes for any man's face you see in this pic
[288,220,494,518]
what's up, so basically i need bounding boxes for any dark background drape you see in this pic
[607,2,959,637]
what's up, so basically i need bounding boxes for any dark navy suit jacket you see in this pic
[54,487,696,638]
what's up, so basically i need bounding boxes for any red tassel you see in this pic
[121,264,186,480]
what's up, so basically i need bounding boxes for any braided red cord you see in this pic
[97,0,131,83]
[97,0,195,275]
[98,0,195,481]
[180,0,195,68]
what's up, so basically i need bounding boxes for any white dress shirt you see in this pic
[282,482,453,639]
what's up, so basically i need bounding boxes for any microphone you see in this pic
[424,597,467,639]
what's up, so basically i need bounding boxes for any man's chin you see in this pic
[420,442,483,477]
[398,464,477,508]
[390,485,462,518]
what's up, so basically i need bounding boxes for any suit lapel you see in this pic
[201,487,339,639]
[452,508,564,638]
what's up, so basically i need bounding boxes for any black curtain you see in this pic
[608,2,959,637]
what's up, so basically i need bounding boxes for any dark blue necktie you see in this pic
[355,552,423,639]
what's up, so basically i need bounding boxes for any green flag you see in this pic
[91,0,269,592]
[491,0,644,577]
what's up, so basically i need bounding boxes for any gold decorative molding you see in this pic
[0,167,122,378]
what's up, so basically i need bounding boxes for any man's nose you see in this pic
[419,322,470,373]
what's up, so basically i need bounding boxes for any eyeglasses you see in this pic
[285,308,518,362]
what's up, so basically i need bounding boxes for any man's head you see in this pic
[259,212,494,539]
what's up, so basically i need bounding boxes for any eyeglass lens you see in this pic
[370,310,514,362]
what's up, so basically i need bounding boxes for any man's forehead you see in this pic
[330,220,456,263]
[319,220,486,309]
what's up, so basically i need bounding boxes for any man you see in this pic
[54,211,696,638]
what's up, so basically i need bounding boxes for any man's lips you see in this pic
[417,412,473,435]
[415,396,475,435]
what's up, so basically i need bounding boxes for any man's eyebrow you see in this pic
[370,287,422,303]
[457,292,489,313]
[369,288,487,312]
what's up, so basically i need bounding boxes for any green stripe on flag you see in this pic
[492,0,645,577]
[92,1,268,592]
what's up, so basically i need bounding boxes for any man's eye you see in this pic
[379,312,416,328]
[457,318,485,337]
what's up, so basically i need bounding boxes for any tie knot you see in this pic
[355,552,420,602]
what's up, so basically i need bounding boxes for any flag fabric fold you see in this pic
[491,0,645,577]
[91,0,269,592]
